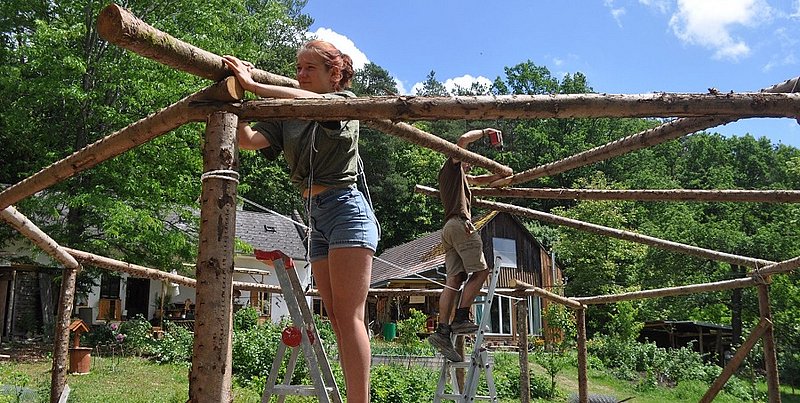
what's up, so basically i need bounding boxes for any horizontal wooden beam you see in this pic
[469,187,800,203]
[415,185,775,268]
[574,276,763,305]
[509,279,583,309]
[193,92,800,121]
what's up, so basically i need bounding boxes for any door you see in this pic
[125,278,150,320]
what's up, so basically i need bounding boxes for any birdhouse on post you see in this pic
[68,319,89,348]
[68,319,92,374]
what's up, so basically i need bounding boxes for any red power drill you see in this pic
[484,128,504,151]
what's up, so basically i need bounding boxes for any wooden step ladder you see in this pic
[254,249,342,403]
[434,257,502,403]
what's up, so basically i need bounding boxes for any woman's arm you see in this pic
[237,122,269,150]
[222,55,321,99]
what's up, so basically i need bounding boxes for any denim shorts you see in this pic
[309,185,380,262]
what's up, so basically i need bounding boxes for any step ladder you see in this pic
[434,257,502,403]
[254,249,342,403]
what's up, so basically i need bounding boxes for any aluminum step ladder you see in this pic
[434,257,502,403]
[254,249,342,403]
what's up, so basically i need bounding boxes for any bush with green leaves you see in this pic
[369,364,437,402]
[394,308,428,353]
[152,323,194,364]
[118,314,154,356]
[234,306,260,332]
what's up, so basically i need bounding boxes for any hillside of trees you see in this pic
[2,0,799,381]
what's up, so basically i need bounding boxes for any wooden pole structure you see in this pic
[700,318,770,403]
[0,78,241,211]
[494,77,800,187]
[514,292,531,403]
[416,185,774,269]
[509,279,583,309]
[574,276,764,305]
[189,111,240,403]
[0,207,81,403]
[469,187,800,203]
[576,308,588,403]
[199,92,800,121]
[97,4,296,87]
[758,283,781,403]
[64,247,282,292]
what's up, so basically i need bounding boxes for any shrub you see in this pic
[152,323,193,364]
[369,364,437,403]
[234,306,260,332]
[395,309,427,353]
[118,314,154,356]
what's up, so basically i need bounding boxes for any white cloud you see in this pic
[310,28,369,70]
[410,74,493,96]
[604,0,626,27]
[394,78,409,95]
[639,0,671,14]
[668,0,773,61]
[792,0,800,17]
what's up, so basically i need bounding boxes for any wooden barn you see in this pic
[370,211,564,345]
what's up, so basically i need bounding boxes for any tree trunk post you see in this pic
[189,111,239,403]
[50,267,78,403]
[758,282,781,403]
[576,307,588,403]
[515,295,530,403]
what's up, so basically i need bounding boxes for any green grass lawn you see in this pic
[3,354,800,402]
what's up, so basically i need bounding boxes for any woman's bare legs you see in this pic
[312,247,373,403]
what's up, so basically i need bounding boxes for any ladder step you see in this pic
[272,385,333,396]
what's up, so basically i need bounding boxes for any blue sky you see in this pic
[302,0,800,148]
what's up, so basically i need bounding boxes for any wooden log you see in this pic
[64,247,282,292]
[189,112,239,403]
[416,185,774,268]
[574,277,762,305]
[197,92,800,120]
[0,78,241,211]
[0,207,81,403]
[515,297,530,403]
[510,279,583,309]
[469,187,800,203]
[0,207,81,271]
[700,318,770,403]
[364,120,512,175]
[497,77,800,187]
[97,4,296,87]
[759,255,800,277]
[576,308,588,403]
[758,284,781,403]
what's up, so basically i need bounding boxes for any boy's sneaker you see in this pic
[450,318,479,334]
[428,331,462,362]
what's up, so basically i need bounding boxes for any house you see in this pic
[1,207,311,339]
[369,211,564,344]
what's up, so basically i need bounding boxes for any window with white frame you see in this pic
[491,237,518,268]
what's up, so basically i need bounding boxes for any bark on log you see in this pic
[190,112,239,403]
[758,284,781,403]
[97,4,296,87]
[510,279,583,309]
[0,207,83,403]
[416,185,775,268]
[364,120,513,175]
[497,77,800,187]
[469,187,800,203]
[700,318,770,403]
[196,92,800,120]
[0,78,241,211]
[576,309,588,403]
[515,298,530,403]
[574,276,763,305]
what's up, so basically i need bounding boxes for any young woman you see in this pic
[223,40,379,402]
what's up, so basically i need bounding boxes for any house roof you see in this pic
[371,211,498,287]
[235,209,307,261]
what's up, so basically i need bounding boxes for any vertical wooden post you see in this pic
[758,282,781,403]
[577,307,588,403]
[189,111,239,403]
[515,296,530,403]
[50,267,78,403]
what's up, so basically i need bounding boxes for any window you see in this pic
[492,238,517,268]
[529,296,543,336]
[99,273,120,299]
[475,294,513,335]
[250,291,271,318]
